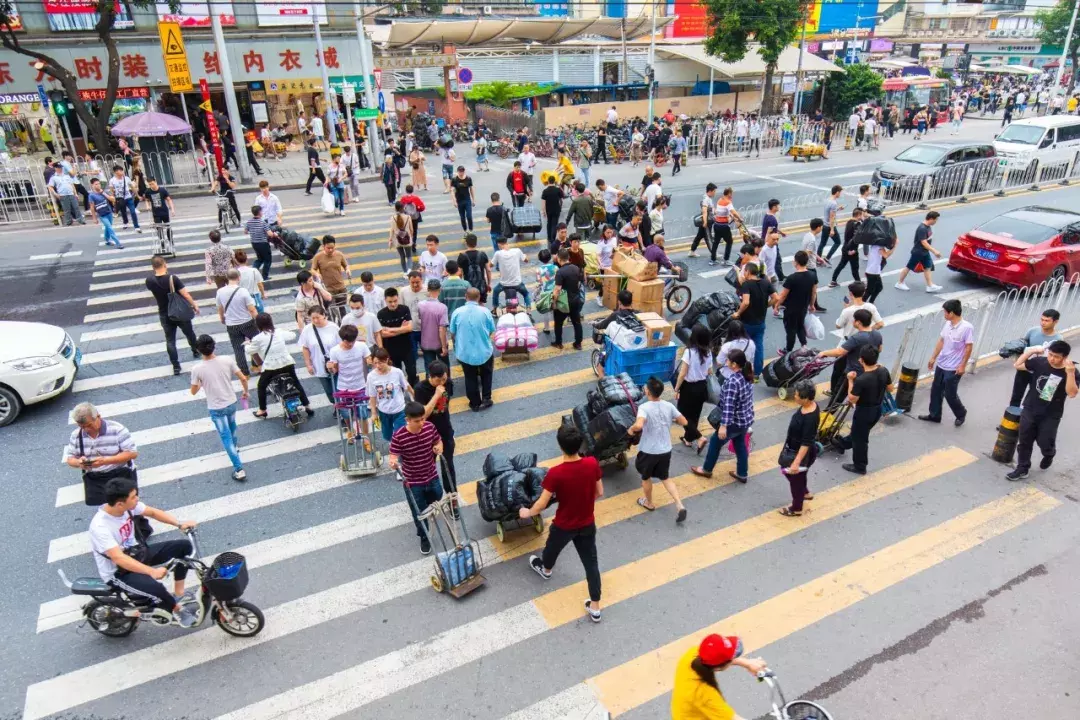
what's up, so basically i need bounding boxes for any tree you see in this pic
[1037,0,1079,95]
[819,61,882,120]
[0,0,181,152]
[701,0,807,114]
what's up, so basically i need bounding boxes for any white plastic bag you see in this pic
[320,188,335,214]
[804,312,825,341]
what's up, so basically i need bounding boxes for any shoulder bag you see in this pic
[251,330,272,370]
[166,275,196,322]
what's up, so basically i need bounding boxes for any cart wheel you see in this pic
[533,515,544,533]
[777,386,789,401]
[340,454,346,471]
[298,260,307,270]
[430,574,444,593]
[617,452,628,470]
[590,348,603,377]
[374,450,382,467]
[666,285,691,315]
[496,522,505,542]
[284,258,293,267]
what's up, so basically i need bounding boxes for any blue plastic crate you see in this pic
[604,341,678,386]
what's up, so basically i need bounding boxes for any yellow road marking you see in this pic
[533,447,977,627]
[590,486,1060,716]
[448,367,596,414]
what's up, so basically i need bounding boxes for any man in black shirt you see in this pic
[841,344,893,475]
[377,287,419,387]
[485,192,509,254]
[456,233,491,304]
[775,250,817,353]
[414,360,457,495]
[541,175,565,251]
[732,263,777,376]
[552,248,584,349]
[143,178,173,224]
[830,207,864,286]
[820,309,883,399]
[146,255,200,375]
[1007,341,1079,480]
[595,289,636,331]
[304,139,326,195]
[450,166,475,234]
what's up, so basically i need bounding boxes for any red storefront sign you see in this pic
[670,0,709,39]
[77,87,150,101]
[43,0,120,13]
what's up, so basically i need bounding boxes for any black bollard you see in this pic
[895,364,919,412]
[991,405,1023,464]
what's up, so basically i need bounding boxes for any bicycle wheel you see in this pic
[590,349,603,377]
[666,284,691,315]
[784,700,834,720]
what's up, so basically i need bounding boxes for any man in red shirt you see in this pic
[519,423,604,622]
[399,183,427,252]
[389,401,444,555]
[505,160,532,208]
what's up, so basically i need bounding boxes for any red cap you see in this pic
[698,634,743,667]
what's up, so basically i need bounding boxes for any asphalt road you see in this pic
[2,128,1079,720]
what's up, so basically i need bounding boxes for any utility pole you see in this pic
[620,17,629,86]
[1054,0,1080,96]
[210,1,251,181]
[354,0,381,171]
[794,9,808,116]
[312,1,337,144]
[647,0,658,120]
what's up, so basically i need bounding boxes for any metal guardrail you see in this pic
[477,104,544,137]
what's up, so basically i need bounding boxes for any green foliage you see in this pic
[701,0,805,65]
[934,68,951,80]
[820,61,884,120]
[1037,0,1079,92]
[465,81,553,107]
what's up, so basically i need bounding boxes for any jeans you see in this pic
[116,196,140,228]
[743,321,766,376]
[490,232,502,255]
[457,198,474,232]
[385,183,396,204]
[405,476,444,539]
[553,297,584,346]
[848,404,882,471]
[396,246,412,273]
[58,194,83,225]
[606,211,619,230]
[110,539,193,608]
[226,320,258,375]
[460,356,494,409]
[581,166,590,187]
[703,426,749,478]
[389,344,419,387]
[1015,412,1060,473]
[330,185,345,211]
[318,375,335,403]
[209,404,243,472]
[818,225,841,258]
[252,242,272,280]
[379,410,405,442]
[927,366,967,421]
[98,213,121,246]
[492,282,531,308]
[541,522,601,602]
[159,313,198,370]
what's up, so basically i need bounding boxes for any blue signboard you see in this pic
[819,0,879,33]
[36,84,48,107]
[605,0,626,18]
[535,0,568,16]
[378,91,385,113]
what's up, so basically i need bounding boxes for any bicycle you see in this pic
[216,196,240,234]
[661,261,692,315]
[758,669,834,719]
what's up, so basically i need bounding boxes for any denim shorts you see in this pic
[906,251,934,272]
[441,164,454,180]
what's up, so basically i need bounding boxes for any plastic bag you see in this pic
[999,338,1027,358]
[804,313,826,341]
[482,453,514,480]
[321,188,335,214]
[510,453,538,472]
[587,404,636,454]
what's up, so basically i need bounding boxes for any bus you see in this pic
[883,76,951,125]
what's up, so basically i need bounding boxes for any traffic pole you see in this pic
[210,2,252,182]
[312,2,337,146]
[894,364,919,412]
[990,406,1022,464]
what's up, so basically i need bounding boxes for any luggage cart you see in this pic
[333,390,381,477]
[774,354,836,401]
[152,222,175,258]
[491,508,544,543]
[816,399,852,453]
[402,457,487,597]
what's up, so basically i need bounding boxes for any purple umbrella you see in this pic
[110,111,192,137]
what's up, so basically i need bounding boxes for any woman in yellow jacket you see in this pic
[671,634,767,719]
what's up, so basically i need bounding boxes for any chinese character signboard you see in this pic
[46,0,134,31]
[670,0,708,39]
[158,21,193,92]
[156,1,235,27]
[77,86,150,101]
[256,0,326,27]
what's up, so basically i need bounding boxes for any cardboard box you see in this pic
[637,313,673,348]
[627,278,665,308]
[601,270,622,310]
[612,250,658,281]
[636,312,664,323]
[636,298,665,317]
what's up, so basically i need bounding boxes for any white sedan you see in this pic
[0,321,80,426]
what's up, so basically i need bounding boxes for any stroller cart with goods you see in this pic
[270,227,321,269]
[816,397,852,453]
[477,452,548,542]
[152,222,175,258]
[404,457,486,597]
[270,373,309,432]
[333,390,381,477]
[509,202,542,239]
[567,372,644,469]
[762,348,834,400]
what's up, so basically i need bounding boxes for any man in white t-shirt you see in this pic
[734,116,748,153]
[418,236,448,283]
[518,145,538,184]
[352,271,386,314]
[299,306,341,402]
[190,334,250,481]
[341,292,383,347]
[327,323,371,393]
[644,173,663,211]
[87,475,199,626]
[627,376,690,523]
[491,236,531,309]
[310,115,325,148]
[606,105,618,126]
[215,269,258,375]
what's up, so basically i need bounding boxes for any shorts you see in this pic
[441,164,454,180]
[906,251,934,272]
[635,451,672,481]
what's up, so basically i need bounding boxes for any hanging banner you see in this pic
[155,1,235,28]
[158,21,193,92]
[199,77,223,170]
[45,0,133,31]
[256,0,326,27]
[801,0,823,34]
[670,0,708,39]
[43,0,97,13]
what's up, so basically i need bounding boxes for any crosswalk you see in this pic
[20,186,1065,720]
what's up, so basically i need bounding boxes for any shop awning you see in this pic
[656,43,842,78]
[981,64,1041,76]
[370,16,674,49]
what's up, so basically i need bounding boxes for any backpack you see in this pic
[402,201,420,221]
[463,250,487,291]
[393,216,412,246]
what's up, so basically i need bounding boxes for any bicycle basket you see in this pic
[672,261,689,283]
[206,552,249,601]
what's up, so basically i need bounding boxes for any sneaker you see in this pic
[827,281,839,288]
[1005,468,1029,481]
[172,366,181,376]
[1040,456,1053,470]
[175,588,198,605]
[676,508,687,523]
[420,537,432,555]
[122,224,130,229]
[175,605,198,628]
[584,600,602,623]
[708,260,719,267]
[529,555,551,580]
[596,297,605,307]
[926,284,943,292]
[688,251,699,258]
[136,228,144,233]
[232,469,247,482]
[841,463,867,475]
[895,282,910,291]
[719,260,732,267]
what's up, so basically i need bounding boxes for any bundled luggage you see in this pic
[494,311,539,352]
[509,203,542,235]
[596,372,645,407]
[675,290,740,345]
[273,227,321,261]
[568,372,642,460]
[587,404,636,455]
[762,347,822,388]
[476,452,548,522]
[853,215,896,248]
[618,193,637,221]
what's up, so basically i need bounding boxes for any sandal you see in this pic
[679,438,693,448]
[252,410,268,419]
[778,507,802,517]
[804,493,814,501]
[689,466,711,479]
[636,497,656,512]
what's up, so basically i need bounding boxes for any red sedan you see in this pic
[948,206,1080,288]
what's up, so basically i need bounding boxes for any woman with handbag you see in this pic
[325,156,347,217]
[248,313,314,420]
[716,321,756,382]
[387,203,416,275]
[675,325,714,453]
[408,146,428,191]
[778,379,820,517]
[690,349,754,483]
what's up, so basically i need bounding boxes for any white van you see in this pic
[993,116,1080,171]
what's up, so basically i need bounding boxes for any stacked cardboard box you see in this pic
[636,311,673,348]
